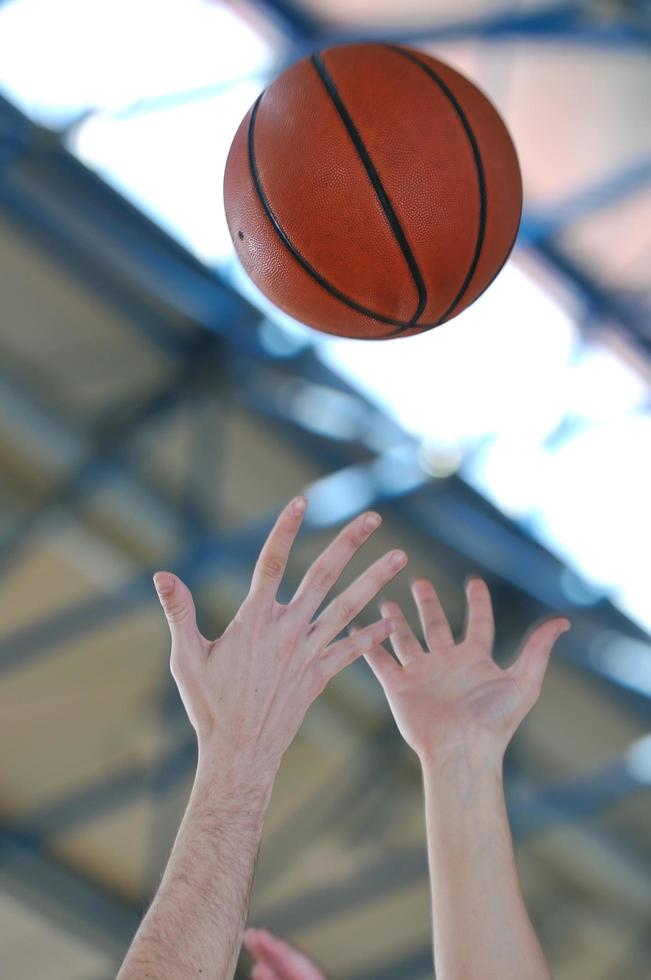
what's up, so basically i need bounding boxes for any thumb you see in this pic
[508,617,571,701]
[153,571,198,645]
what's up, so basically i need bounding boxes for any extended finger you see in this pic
[349,623,402,686]
[364,646,402,689]
[244,928,319,978]
[411,579,454,652]
[320,617,399,680]
[309,549,408,647]
[348,626,402,687]
[462,577,495,652]
[290,510,382,622]
[249,497,307,603]
[508,617,571,702]
[153,572,198,646]
[379,599,422,665]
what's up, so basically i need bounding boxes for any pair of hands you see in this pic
[154,496,570,979]
[154,496,569,773]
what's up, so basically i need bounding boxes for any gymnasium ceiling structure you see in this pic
[0,1,650,978]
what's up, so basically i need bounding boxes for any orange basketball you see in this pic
[224,43,522,341]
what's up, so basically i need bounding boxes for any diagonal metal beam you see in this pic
[0,492,367,676]
[17,736,196,839]
[346,946,434,980]
[240,389,651,718]
[0,345,218,575]
[522,155,651,241]
[256,756,651,936]
[3,381,650,724]
[534,238,650,352]
[6,736,649,966]
[0,824,140,959]
[0,93,261,357]
[279,0,651,54]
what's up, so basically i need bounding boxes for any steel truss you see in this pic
[0,1,649,973]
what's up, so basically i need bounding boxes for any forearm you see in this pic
[117,745,277,980]
[421,747,551,980]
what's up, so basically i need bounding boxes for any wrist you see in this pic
[419,743,505,819]
[418,737,505,782]
[195,737,279,812]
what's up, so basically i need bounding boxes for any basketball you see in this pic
[223,43,522,341]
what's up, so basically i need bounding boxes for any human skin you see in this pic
[243,928,325,980]
[245,578,570,980]
[115,497,406,980]
[365,577,569,980]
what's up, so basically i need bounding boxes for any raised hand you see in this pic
[118,499,406,980]
[364,577,570,765]
[154,497,407,774]
[243,928,325,980]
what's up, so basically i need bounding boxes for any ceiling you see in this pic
[0,1,650,978]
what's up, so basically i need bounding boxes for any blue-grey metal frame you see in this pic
[0,0,649,972]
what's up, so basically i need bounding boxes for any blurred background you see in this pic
[0,0,650,977]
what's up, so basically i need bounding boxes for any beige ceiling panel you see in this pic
[0,608,168,813]
[560,186,651,291]
[293,0,557,28]
[0,220,172,413]
[51,798,154,902]
[0,891,112,980]
[286,879,432,975]
[518,657,647,774]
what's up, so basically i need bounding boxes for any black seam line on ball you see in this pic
[468,220,520,310]
[384,44,488,327]
[248,92,416,330]
[311,52,427,330]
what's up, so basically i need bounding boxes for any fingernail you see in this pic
[293,495,307,515]
[364,511,381,531]
[558,619,572,633]
[153,572,173,596]
[390,550,407,568]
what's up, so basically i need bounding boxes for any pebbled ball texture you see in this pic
[224,43,522,340]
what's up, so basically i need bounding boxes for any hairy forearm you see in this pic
[117,747,276,980]
[421,748,551,980]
